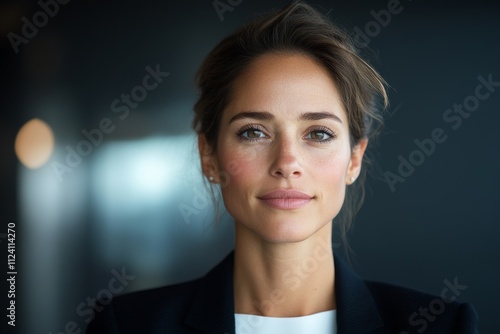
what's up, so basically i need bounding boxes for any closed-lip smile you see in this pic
[257,189,313,209]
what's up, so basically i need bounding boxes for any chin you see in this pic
[253,217,327,244]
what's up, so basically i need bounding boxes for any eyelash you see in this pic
[235,124,337,143]
[305,126,337,143]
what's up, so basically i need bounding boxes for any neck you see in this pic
[233,223,336,317]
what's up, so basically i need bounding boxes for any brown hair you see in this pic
[192,1,388,244]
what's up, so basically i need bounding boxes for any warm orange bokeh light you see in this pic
[15,118,55,169]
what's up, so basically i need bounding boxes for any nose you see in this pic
[269,136,303,179]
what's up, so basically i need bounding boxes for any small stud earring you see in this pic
[350,176,355,183]
[208,176,214,182]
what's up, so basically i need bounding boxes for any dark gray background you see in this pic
[1,0,499,333]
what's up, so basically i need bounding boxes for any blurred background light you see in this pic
[89,134,234,287]
[92,134,197,210]
[15,118,54,169]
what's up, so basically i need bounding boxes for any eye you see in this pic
[304,127,336,143]
[236,125,267,141]
[242,129,265,139]
[308,131,330,140]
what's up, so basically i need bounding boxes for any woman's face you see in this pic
[200,53,367,243]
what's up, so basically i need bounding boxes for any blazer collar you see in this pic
[334,255,387,333]
[183,251,386,334]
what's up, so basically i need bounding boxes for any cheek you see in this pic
[312,152,350,191]
[317,155,348,178]
[217,145,264,190]
[311,154,350,221]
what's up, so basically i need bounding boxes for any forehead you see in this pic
[224,53,347,123]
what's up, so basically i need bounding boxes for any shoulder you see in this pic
[86,252,235,333]
[86,278,202,333]
[364,280,478,333]
[333,254,478,333]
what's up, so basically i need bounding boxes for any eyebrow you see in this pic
[228,111,342,124]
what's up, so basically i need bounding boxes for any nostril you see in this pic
[272,168,301,178]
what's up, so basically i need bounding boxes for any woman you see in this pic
[87,2,478,333]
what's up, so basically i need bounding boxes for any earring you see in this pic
[208,176,214,182]
[350,176,355,183]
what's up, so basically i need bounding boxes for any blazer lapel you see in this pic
[183,252,236,334]
[334,254,388,333]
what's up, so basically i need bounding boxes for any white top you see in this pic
[234,310,337,334]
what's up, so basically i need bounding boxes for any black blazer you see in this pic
[86,252,478,333]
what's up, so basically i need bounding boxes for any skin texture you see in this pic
[199,53,367,316]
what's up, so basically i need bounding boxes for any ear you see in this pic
[198,134,220,183]
[346,138,368,185]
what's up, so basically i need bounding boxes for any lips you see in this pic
[257,189,313,210]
